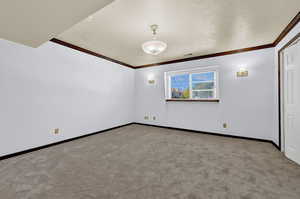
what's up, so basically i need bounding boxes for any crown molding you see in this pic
[50,38,135,68]
[135,43,274,68]
[273,11,300,46]
[50,12,300,69]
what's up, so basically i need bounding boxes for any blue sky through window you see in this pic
[171,74,189,91]
[192,72,214,82]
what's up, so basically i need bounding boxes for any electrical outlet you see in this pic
[54,128,60,134]
[223,123,228,128]
[144,116,149,120]
[153,116,156,120]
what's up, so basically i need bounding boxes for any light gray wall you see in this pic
[2,22,299,156]
[0,39,135,156]
[134,48,277,142]
[274,22,300,148]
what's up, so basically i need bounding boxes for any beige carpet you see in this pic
[0,124,300,199]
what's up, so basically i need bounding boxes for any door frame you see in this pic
[278,32,300,151]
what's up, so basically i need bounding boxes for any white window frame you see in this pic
[164,66,220,101]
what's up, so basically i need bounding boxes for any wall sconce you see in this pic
[147,73,155,84]
[237,68,248,77]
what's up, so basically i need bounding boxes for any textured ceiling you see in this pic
[58,0,300,66]
[0,0,114,47]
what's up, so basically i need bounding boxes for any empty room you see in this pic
[1,0,300,198]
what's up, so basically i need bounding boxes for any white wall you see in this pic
[135,48,277,142]
[3,22,299,156]
[274,22,300,148]
[0,39,135,157]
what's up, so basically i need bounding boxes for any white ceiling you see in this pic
[0,0,114,47]
[57,0,300,66]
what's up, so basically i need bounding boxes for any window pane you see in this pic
[171,74,190,98]
[191,72,214,82]
[192,82,214,90]
[192,91,214,99]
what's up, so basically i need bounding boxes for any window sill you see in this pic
[166,99,220,102]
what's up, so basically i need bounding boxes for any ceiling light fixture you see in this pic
[142,24,167,55]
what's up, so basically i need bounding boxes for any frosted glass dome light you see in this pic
[142,40,167,55]
[142,24,167,55]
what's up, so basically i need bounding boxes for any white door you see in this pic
[283,40,300,165]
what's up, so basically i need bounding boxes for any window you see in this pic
[165,67,219,101]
